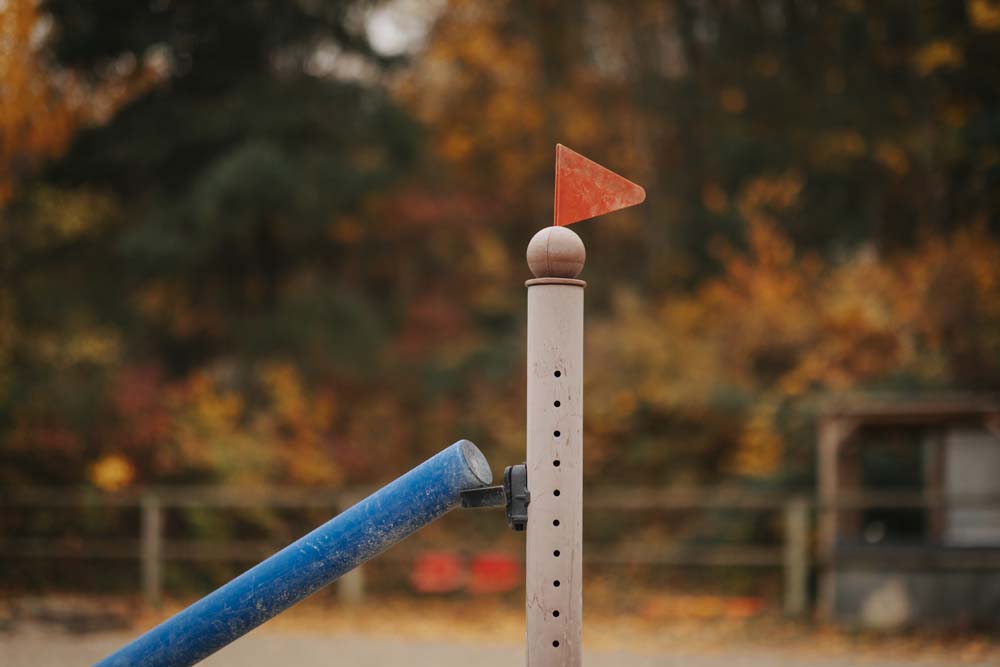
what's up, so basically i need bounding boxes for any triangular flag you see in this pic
[554,144,646,226]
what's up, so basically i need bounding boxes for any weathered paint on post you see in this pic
[94,440,492,667]
[525,225,586,667]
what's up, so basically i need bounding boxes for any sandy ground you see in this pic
[2,596,998,667]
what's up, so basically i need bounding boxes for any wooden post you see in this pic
[141,491,163,608]
[783,496,809,616]
[336,493,366,605]
[338,563,366,605]
[922,430,945,544]
[525,226,586,667]
[816,416,857,619]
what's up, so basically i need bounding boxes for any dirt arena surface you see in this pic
[2,596,997,667]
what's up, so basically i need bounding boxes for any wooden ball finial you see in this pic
[526,226,586,279]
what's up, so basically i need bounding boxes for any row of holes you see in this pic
[552,369,562,649]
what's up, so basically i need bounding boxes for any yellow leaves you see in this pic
[260,363,309,423]
[912,40,963,75]
[257,362,342,486]
[16,187,119,248]
[732,401,783,476]
[969,0,1000,31]
[164,364,342,486]
[167,370,266,482]
[737,171,804,220]
[196,375,245,425]
[88,454,136,492]
[31,326,122,367]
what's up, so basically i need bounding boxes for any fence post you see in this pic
[783,496,809,616]
[336,492,365,605]
[141,491,164,608]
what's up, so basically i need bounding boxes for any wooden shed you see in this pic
[817,395,1000,627]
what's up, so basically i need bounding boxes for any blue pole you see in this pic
[94,439,492,667]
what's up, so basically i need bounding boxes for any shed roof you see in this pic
[818,393,1000,424]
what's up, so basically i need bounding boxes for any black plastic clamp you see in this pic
[460,463,529,531]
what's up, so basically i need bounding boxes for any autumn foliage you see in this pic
[2,1,1000,495]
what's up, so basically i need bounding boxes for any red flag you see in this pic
[554,144,646,226]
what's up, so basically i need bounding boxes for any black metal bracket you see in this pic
[504,464,529,531]
[460,463,529,531]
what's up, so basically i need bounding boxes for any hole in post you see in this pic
[553,549,560,557]
[554,370,561,378]
[553,400,561,407]
[553,489,560,496]
[553,610,560,617]
[553,430,561,437]
[553,641,560,648]
[553,519,560,526]
[553,459,560,467]
[553,580,561,587]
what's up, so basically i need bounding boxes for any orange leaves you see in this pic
[735,171,805,225]
[970,0,1000,31]
[394,0,548,192]
[0,0,77,204]
[0,0,164,206]
[912,40,964,75]
[590,219,1000,477]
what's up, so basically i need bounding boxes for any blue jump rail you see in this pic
[94,439,493,667]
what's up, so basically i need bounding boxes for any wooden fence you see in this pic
[0,486,815,614]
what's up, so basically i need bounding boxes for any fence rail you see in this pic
[4,486,999,614]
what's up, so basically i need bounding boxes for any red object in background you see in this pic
[466,552,520,594]
[410,551,465,593]
[554,144,646,227]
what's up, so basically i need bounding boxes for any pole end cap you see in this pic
[526,226,586,279]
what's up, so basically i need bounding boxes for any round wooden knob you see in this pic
[526,226,586,279]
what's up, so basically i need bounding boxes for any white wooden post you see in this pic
[337,492,366,605]
[783,496,809,616]
[141,491,163,608]
[525,226,586,667]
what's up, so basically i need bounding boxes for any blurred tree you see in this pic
[401,0,1000,280]
[398,0,1000,482]
[40,0,422,369]
[1,1,426,485]
[4,0,1000,495]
